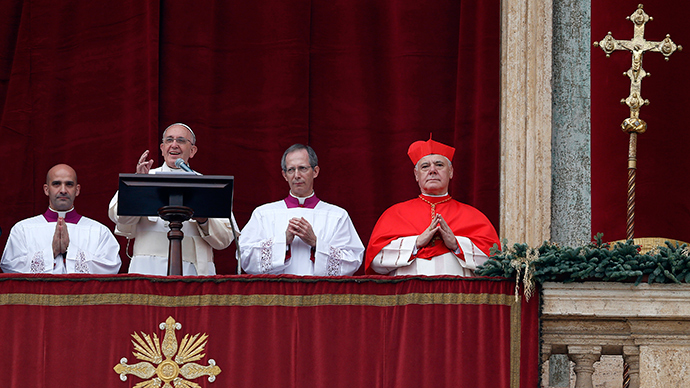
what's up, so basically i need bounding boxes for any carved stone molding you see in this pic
[541,282,690,387]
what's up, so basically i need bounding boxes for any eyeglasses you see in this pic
[163,136,194,145]
[284,166,313,175]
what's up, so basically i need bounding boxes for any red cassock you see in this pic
[365,194,500,274]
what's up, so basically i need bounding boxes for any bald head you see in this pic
[46,164,77,185]
[44,164,80,211]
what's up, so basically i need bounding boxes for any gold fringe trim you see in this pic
[0,292,517,308]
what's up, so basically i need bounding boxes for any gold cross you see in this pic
[594,4,681,134]
[593,4,682,242]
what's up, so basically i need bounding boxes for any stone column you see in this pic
[499,0,553,247]
[568,345,601,388]
[551,0,591,246]
[623,345,640,388]
[547,0,592,379]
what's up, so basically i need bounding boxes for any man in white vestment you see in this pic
[1,164,121,274]
[108,123,236,276]
[240,144,364,276]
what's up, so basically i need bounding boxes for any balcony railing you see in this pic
[541,282,690,388]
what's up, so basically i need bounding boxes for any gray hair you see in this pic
[414,154,452,169]
[162,123,196,145]
[281,144,318,171]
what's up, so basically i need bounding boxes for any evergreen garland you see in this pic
[476,233,690,285]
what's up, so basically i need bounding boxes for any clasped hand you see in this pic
[52,218,70,259]
[286,217,317,247]
[415,214,458,251]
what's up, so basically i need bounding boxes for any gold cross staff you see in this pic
[593,4,681,241]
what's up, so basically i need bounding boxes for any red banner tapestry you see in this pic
[0,274,538,387]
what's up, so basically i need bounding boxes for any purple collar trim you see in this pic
[43,208,82,224]
[284,195,320,209]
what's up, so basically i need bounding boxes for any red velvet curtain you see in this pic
[0,275,539,388]
[0,0,500,274]
[592,0,690,242]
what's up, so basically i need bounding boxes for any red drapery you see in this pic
[0,275,539,387]
[0,1,500,274]
[592,0,690,242]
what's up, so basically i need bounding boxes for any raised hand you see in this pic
[136,150,154,174]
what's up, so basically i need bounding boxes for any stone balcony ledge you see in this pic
[541,282,690,388]
[542,282,690,318]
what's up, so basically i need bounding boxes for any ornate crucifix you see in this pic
[594,4,681,241]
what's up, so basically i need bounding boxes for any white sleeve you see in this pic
[196,215,236,250]
[0,224,49,273]
[456,236,490,270]
[368,236,418,275]
[312,214,364,276]
[108,191,142,238]
[65,225,122,274]
[239,210,290,274]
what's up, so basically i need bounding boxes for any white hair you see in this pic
[415,154,452,169]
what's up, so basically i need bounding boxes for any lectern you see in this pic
[117,173,234,276]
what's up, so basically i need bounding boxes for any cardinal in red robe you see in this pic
[365,137,500,276]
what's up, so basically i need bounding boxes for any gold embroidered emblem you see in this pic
[114,316,221,387]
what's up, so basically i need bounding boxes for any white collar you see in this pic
[48,206,75,218]
[160,163,183,172]
[289,191,315,205]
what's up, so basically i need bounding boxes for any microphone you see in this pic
[174,158,194,173]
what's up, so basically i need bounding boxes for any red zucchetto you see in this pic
[407,135,455,165]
